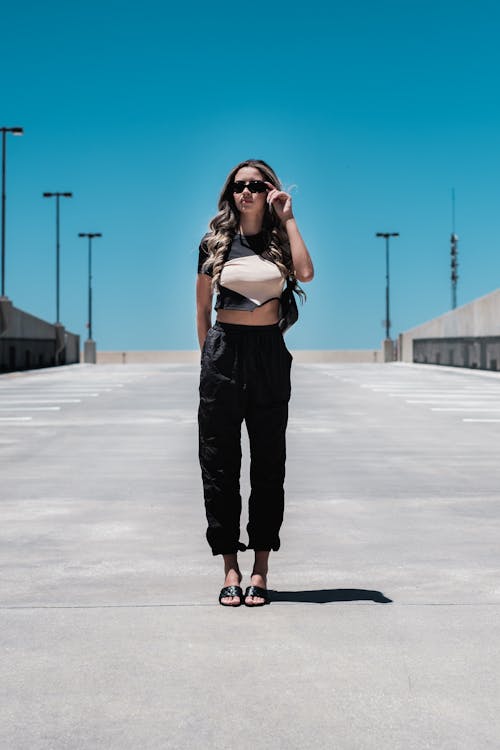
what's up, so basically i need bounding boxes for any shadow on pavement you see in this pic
[269,588,393,604]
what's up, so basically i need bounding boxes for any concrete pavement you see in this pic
[1,362,500,749]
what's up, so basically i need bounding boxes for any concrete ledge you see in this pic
[94,351,201,364]
[94,349,383,364]
[1,297,80,372]
[399,287,500,362]
[290,349,382,363]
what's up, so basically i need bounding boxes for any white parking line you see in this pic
[406,400,500,405]
[0,399,81,404]
[463,419,500,423]
[0,390,99,398]
[377,389,500,394]
[372,388,500,393]
[0,416,32,421]
[432,407,500,412]
[21,387,111,391]
[368,392,500,401]
[0,406,61,411]
[2,387,101,390]
[397,396,500,402]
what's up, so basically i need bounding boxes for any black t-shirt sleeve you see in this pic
[197,234,212,276]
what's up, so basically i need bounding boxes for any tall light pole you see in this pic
[1,126,24,298]
[43,192,73,323]
[375,232,399,341]
[78,232,102,364]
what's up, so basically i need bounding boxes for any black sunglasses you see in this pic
[232,180,268,194]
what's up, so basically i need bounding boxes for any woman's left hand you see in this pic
[265,182,294,224]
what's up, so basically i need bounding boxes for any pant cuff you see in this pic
[246,540,280,552]
[210,541,247,556]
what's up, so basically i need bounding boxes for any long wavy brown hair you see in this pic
[201,159,305,300]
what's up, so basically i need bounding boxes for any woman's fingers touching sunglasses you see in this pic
[232,180,268,194]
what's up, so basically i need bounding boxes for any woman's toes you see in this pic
[245,595,263,606]
[222,594,241,606]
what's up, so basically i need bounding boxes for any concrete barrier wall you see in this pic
[413,336,500,370]
[95,349,384,365]
[95,351,201,364]
[0,298,80,372]
[291,349,383,363]
[399,288,500,363]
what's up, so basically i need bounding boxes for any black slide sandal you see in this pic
[244,585,270,606]
[218,585,243,607]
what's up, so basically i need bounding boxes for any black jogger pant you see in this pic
[198,322,292,556]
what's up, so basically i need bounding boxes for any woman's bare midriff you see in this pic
[216,299,280,326]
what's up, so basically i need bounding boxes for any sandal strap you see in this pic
[244,585,270,601]
[219,585,243,600]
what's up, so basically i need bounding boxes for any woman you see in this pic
[196,159,314,607]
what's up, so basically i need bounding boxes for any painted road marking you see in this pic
[406,400,500,405]
[0,399,81,404]
[0,417,33,421]
[0,390,99,398]
[357,378,500,423]
[432,407,500,412]
[463,419,500,423]
[0,406,60,411]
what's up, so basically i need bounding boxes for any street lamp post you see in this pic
[1,126,24,298]
[78,232,102,364]
[43,192,73,323]
[375,232,399,340]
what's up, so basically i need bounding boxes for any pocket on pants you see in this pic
[256,334,292,405]
[199,328,235,398]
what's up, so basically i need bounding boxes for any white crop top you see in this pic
[198,231,286,312]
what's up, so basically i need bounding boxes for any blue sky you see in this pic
[2,0,500,350]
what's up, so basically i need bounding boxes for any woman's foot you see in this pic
[245,551,270,606]
[220,556,242,606]
[245,571,268,606]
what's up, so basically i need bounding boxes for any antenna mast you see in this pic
[450,188,458,309]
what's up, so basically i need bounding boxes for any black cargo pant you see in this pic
[198,322,292,556]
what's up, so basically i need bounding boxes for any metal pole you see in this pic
[88,236,92,341]
[376,232,399,342]
[0,127,23,298]
[79,232,100,346]
[56,194,60,323]
[44,192,72,322]
[451,190,458,311]
[385,235,390,340]
[1,130,6,296]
